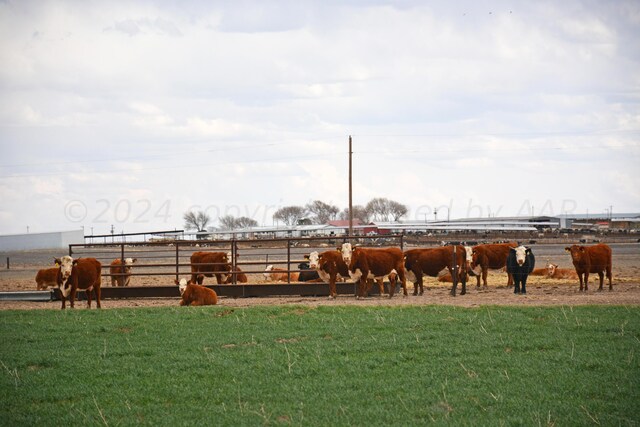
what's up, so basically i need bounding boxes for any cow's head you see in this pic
[122,257,137,273]
[547,263,558,276]
[263,265,274,280]
[175,278,189,295]
[55,256,77,282]
[513,246,528,266]
[308,251,320,269]
[565,245,586,262]
[341,243,353,263]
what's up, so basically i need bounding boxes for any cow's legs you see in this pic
[584,272,589,291]
[606,267,612,290]
[95,285,101,309]
[521,276,527,294]
[513,276,521,294]
[507,272,514,288]
[481,268,488,288]
[328,273,337,299]
[86,288,92,308]
[597,272,604,291]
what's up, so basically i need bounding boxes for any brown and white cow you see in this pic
[341,243,407,299]
[224,266,248,284]
[469,242,518,288]
[109,258,137,287]
[190,251,231,284]
[308,250,350,299]
[35,266,60,290]
[565,244,612,291]
[263,265,300,282]
[404,246,468,296]
[54,256,102,309]
[176,278,218,306]
[547,263,579,280]
[308,250,386,299]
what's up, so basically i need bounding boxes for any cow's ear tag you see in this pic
[55,262,60,267]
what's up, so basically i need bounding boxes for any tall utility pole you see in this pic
[348,135,353,237]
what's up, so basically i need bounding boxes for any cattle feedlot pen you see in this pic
[57,235,406,299]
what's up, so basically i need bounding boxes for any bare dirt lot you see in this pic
[1,243,638,310]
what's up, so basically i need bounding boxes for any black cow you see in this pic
[506,246,536,295]
[298,262,320,282]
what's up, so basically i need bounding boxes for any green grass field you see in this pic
[1,305,639,426]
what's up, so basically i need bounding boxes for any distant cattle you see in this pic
[35,266,60,290]
[529,266,549,276]
[190,251,231,284]
[176,278,218,306]
[263,265,299,282]
[547,263,579,280]
[224,266,248,284]
[109,258,137,287]
[54,256,102,309]
[565,244,612,291]
[506,246,536,294]
[469,242,518,288]
[341,244,407,298]
[404,246,468,296]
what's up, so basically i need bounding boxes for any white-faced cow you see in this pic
[176,278,218,306]
[54,256,102,309]
[341,243,407,299]
[308,250,386,299]
[109,257,137,287]
[505,246,535,295]
[263,265,299,282]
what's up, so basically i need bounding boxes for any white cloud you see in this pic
[0,0,638,234]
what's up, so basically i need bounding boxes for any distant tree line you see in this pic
[183,197,408,231]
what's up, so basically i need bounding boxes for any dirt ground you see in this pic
[1,244,639,310]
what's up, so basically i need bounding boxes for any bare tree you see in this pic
[389,200,409,221]
[236,216,258,228]
[218,215,237,230]
[339,205,370,223]
[219,215,258,230]
[273,206,307,226]
[365,197,391,222]
[306,200,339,224]
[365,198,408,221]
[183,211,211,232]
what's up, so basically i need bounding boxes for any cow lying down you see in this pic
[176,279,218,306]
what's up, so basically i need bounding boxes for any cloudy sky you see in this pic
[1,0,639,235]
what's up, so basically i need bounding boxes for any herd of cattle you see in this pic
[35,243,613,309]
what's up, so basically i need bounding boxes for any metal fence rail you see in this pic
[68,234,405,289]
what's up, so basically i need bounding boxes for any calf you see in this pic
[109,257,137,287]
[54,256,102,309]
[547,263,579,280]
[470,242,518,288]
[342,244,407,298]
[224,266,248,284]
[190,251,231,284]
[404,246,468,296]
[565,244,612,291]
[35,267,60,290]
[263,265,299,282]
[506,246,535,294]
[176,279,218,306]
